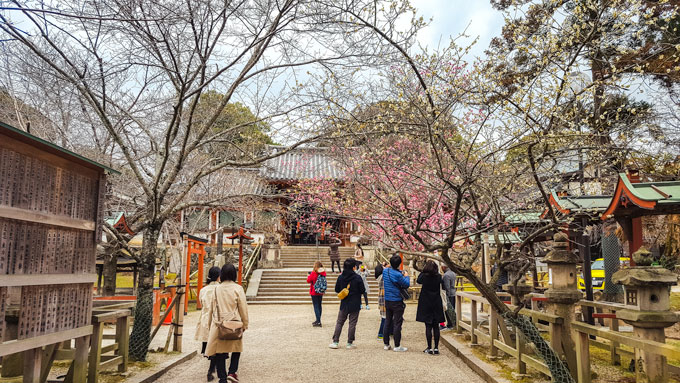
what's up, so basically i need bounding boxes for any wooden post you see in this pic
[23,347,42,383]
[184,242,192,314]
[88,321,104,383]
[238,239,243,285]
[72,335,90,383]
[174,239,187,352]
[115,316,130,372]
[489,308,498,357]
[455,295,463,334]
[470,300,478,345]
[609,311,620,365]
[575,331,591,383]
[39,344,59,383]
[531,298,539,325]
[196,244,204,309]
[515,326,526,375]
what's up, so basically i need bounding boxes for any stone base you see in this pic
[259,260,283,269]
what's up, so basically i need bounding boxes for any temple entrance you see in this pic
[287,213,341,245]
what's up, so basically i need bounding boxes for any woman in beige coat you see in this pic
[195,266,221,381]
[205,263,249,383]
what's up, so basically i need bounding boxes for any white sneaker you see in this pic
[393,346,408,352]
[365,305,370,310]
[346,343,357,349]
[329,342,339,349]
[383,344,391,351]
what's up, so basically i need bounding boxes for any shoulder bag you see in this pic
[337,283,350,300]
[213,288,244,340]
[388,269,411,301]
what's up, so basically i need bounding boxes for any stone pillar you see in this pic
[543,232,583,379]
[259,244,282,269]
[612,248,679,383]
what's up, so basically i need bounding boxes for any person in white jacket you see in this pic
[195,266,221,381]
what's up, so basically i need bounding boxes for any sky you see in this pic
[411,0,505,60]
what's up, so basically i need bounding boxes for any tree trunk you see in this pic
[129,224,161,361]
[102,249,118,296]
[441,251,575,383]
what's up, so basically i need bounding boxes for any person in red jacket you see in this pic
[307,261,327,327]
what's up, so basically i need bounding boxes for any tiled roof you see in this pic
[221,168,272,196]
[260,146,343,181]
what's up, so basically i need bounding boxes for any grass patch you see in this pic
[671,293,680,311]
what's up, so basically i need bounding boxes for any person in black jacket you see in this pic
[416,260,446,355]
[329,258,366,349]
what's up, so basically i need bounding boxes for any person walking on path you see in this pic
[307,261,327,327]
[329,258,365,349]
[195,266,221,381]
[441,264,457,330]
[416,261,446,355]
[375,262,387,339]
[328,235,342,273]
[357,264,370,310]
[354,243,364,267]
[382,254,410,352]
[206,263,249,383]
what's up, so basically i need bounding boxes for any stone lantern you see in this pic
[542,232,583,378]
[612,248,679,383]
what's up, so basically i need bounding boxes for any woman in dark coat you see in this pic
[416,260,446,355]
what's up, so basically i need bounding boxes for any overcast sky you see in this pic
[411,0,504,60]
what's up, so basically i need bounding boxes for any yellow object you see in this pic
[337,283,350,300]
[578,257,630,291]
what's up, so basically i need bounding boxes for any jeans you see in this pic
[311,295,323,323]
[384,300,405,347]
[378,317,385,337]
[214,352,240,382]
[331,260,341,272]
[332,308,360,344]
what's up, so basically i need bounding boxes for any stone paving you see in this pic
[157,303,485,383]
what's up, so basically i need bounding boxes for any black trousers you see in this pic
[331,260,341,272]
[201,342,216,373]
[425,322,440,349]
[445,295,456,327]
[384,300,405,347]
[214,352,240,382]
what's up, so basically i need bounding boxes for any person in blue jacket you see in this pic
[382,254,410,352]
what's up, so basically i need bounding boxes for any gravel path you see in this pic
[157,303,484,383]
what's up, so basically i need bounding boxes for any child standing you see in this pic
[357,264,370,310]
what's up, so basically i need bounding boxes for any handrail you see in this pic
[573,321,680,359]
[375,247,390,264]
[242,243,262,288]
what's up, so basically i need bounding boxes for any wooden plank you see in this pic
[92,309,131,323]
[116,315,130,372]
[0,205,94,231]
[0,274,97,287]
[0,325,93,357]
[72,335,89,383]
[39,343,59,383]
[573,321,680,360]
[101,343,119,354]
[23,347,42,383]
[470,300,478,345]
[575,330,591,383]
[99,355,123,370]
[516,325,526,374]
[489,308,499,357]
[88,322,104,383]
[493,338,518,358]
[522,354,551,376]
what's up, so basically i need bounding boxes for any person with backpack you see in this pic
[307,261,327,327]
[416,260,446,355]
[382,254,410,352]
[329,258,365,349]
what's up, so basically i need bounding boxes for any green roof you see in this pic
[0,120,119,174]
[482,232,522,245]
[550,190,611,214]
[504,211,545,224]
[619,174,680,205]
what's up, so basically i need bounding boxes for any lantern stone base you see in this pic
[544,289,583,304]
[259,245,283,269]
[616,309,679,329]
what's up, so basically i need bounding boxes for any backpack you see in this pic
[314,274,327,294]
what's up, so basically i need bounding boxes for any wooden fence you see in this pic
[454,290,680,382]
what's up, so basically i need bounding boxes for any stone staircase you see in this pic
[247,246,380,305]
